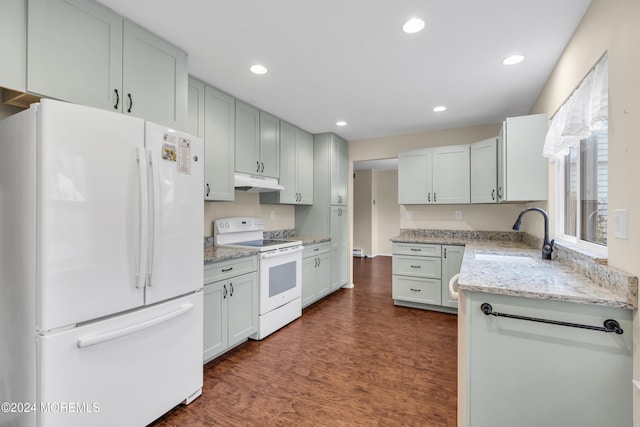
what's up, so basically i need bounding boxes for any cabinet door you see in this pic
[470,138,498,203]
[296,128,314,204]
[27,0,123,111]
[203,282,227,362]
[497,121,506,201]
[441,245,463,308]
[277,121,298,203]
[235,101,260,175]
[0,0,26,91]
[187,77,205,138]
[432,144,470,204]
[227,272,258,347]
[301,256,317,307]
[331,135,348,205]
[259,111,280,178]
[330,206,348,290]
[316,251,331,297]
[123,20,188,130]
[398,149,432,204]
[500,114,549,202]
[204,85,235,201]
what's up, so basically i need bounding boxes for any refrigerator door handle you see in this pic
[147,149,161,287]
[76,303,194,348]
[136,147,149,289]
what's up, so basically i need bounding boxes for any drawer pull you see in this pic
[410,248,422,251]
[221,267,233,272]
[314,248,320,252]
[410,265,421,268]
[410,288,421,292]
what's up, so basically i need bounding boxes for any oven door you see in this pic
[259,246,303,315]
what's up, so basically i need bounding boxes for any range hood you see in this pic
[234,173,284,193]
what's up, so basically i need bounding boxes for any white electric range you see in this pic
[214,217,303,339]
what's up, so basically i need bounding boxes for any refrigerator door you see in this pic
[38,292,203,427]
[37,100,147,331]
[144,122,204,305]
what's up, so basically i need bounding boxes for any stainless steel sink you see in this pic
[474,253,538,266]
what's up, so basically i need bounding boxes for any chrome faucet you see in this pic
[512,207,555,259]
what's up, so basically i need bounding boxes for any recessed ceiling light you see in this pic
[336,121,347,126]
[433,106,447,112]
[502,54,524,65]
[250,64,268,74]
[402,18,425,34]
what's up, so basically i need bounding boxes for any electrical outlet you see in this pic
[455,211,462,220]
[406,210,413,220]
[270,210,276,220]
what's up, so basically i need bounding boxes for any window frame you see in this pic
[554,128,608,258]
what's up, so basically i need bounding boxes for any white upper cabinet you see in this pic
[470,137,498,203]
[27,0,187,130]
[497,113,549,202]
[0,0,26,92]
[122,20,187,129]
[398,145,469,205]
[398,148,433,204]
[187,77,205,138]
[432,144,470,204]
[260,121,313,205]
[235,101,280,179]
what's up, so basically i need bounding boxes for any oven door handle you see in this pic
[260,246,303,259]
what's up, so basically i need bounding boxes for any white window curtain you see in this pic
[543,53,608,161]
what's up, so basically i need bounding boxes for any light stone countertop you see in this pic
[391,233,636,310]
[204,246,257,265]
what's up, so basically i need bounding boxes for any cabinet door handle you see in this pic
[491,189,495,200]
[223,284,227,299]
[317,257,321,267]
[206,183,210,197]
[410,288,421,292]
[434,193,437,202]
[261,162,264,173]
[444,248,447,258]
[229,282,234,297]
[497,187,503,199]
[315,258,318,267]
[127,93,133,113]
[428,192,431,202]
[113,89,119,110]
[256,161,260,173]
[410,265,421,269]
[221,267,233,272]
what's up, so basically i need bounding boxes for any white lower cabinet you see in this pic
[461,291,632,427]
[203,256,258,363]
[301,242,331,308]
[391,242,461,312]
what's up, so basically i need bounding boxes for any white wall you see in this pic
[353,170,373,256]
[372,169,399,255]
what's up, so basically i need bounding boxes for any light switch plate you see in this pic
[455,211,462,220]
[614,209,628,239]
[406,210,413,220]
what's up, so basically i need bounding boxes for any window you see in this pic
[544,54,608,253]
[557,125,608,248]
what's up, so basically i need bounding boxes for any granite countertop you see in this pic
[290,235,331,245]
[204,246,257,265]
[390,231,636,310]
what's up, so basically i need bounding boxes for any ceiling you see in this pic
[98,0,591,142]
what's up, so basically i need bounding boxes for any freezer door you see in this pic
[144,122,204,304]
[37,100,147,331]
[37,292,203,427]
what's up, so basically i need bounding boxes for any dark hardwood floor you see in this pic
[151,256,458,426]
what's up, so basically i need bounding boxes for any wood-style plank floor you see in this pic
[150,256,457,426]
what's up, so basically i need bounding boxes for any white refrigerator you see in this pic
[0,100,204,427]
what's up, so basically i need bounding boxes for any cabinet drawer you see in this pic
[392,255,441,278]
[204,256,257,284]
[392,276,441,305]
[393,243,441,257]
[303,242,330,258]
